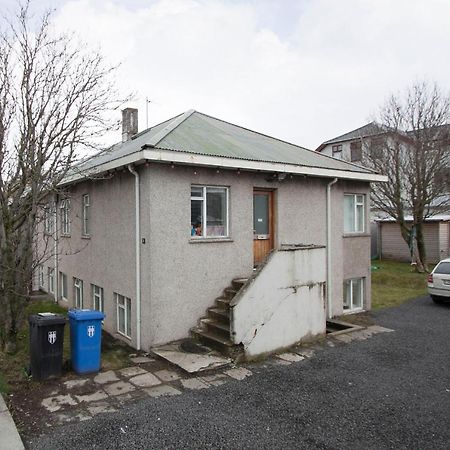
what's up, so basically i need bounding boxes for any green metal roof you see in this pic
[77,110,375,175]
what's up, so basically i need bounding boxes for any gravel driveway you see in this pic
[30,296,450,450]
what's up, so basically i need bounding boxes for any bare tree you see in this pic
[368,82,450,272]
[0,2,124,352]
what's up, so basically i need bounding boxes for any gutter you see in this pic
[326,178,338,319]
[127,165,141,350]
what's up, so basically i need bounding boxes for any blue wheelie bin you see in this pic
[68,309,105,374]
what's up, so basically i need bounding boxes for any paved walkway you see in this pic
[8,324,392,448]
[28,297,450,448]
[0,394,24,449]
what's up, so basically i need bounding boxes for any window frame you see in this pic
[44,202,55,234]
[190,185,229,239]
[82,194,90,237]
[344,193,365,234]
[92,284,104,312]
[350,140,362,162]
[59,272,68,301]
[60,198,71,236]
[343,278,364,312]
[47,268,55,294]
[331,144,343,158]
[74,277,84,309]
[115,293,131,338]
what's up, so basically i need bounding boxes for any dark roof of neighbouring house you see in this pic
[65,110,385,184]
[315,122,387,152]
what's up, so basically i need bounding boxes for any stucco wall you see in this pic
[36,162,373,351]
[231,247,327,357]
[146,165,371,347]
[36,172,137,345]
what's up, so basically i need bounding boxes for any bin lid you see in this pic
[29,313,66,326]
[68,309,105,321]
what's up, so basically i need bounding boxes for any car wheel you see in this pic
[431,295,445,304]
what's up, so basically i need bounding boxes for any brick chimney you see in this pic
[122,108,138,142]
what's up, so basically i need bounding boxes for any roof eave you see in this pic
[60,147,388,186]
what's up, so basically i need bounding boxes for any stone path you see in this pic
[12,324,393,442]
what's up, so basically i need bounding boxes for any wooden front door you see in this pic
[253,190,274,266]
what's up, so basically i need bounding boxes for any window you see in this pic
[116,293,131,338]
[344,278,364,312]
[344,194,365,233]
[332,144,343,159]
[59,272,68,300]
[191,186,228,238]
[92,284,104,312]
[60,199,71,235]
[82,194,90,236]
[48,268,55,293]
[38,265,44,288]
[74,278,84,308]
[350,141,362,162]
[44,202,55,234]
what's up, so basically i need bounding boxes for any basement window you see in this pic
[343,278,364,312]
[191,186,229,238]
[116,293,131,338]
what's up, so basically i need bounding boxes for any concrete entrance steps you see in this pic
[191,277,248,358]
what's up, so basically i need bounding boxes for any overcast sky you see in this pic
[4,0,450,149]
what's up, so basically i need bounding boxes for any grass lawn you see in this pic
[371,259,428,310]
[0,297,132,395]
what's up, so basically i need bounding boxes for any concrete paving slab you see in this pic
[144,385,182,398]
[224,367,253,380]
[75,390,108,403]
[0,396,24,450]
[333,333,354,343]
[129,373,162,388]
[41,394,78,412]
[151,343,231,373]
[276,353,305,362]
[367,325,394,333]
[87,401,117,416]
[94,370,119,384]
[180,378,210,390]
[119,366,148,378]
[295,348,316,358]
[103,381,136,396]
[130,356,155,364]
[154,369,181,382]
[64,379,89,389]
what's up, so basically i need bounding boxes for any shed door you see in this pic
[253,190,274,266]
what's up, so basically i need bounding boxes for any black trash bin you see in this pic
[29,313,66,380]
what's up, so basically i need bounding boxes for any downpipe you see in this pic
[128,165,141,351]
[326,178,338,319]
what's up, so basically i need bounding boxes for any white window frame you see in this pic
[344,193,365,234]
[60,199,71,236]
[190,185,229,239]
[47,268,55,294]
[74,278,84,309]
[115,293,131,338]
[59,272,68,301]
[343,278,364,312]
[92,284,104,312]
[38,265,44,288]
[82,194,90,237]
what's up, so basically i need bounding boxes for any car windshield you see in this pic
[434,262,450,274]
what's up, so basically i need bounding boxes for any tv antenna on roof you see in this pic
[145,97,152,129]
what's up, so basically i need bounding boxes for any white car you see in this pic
[428,258,450,303]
